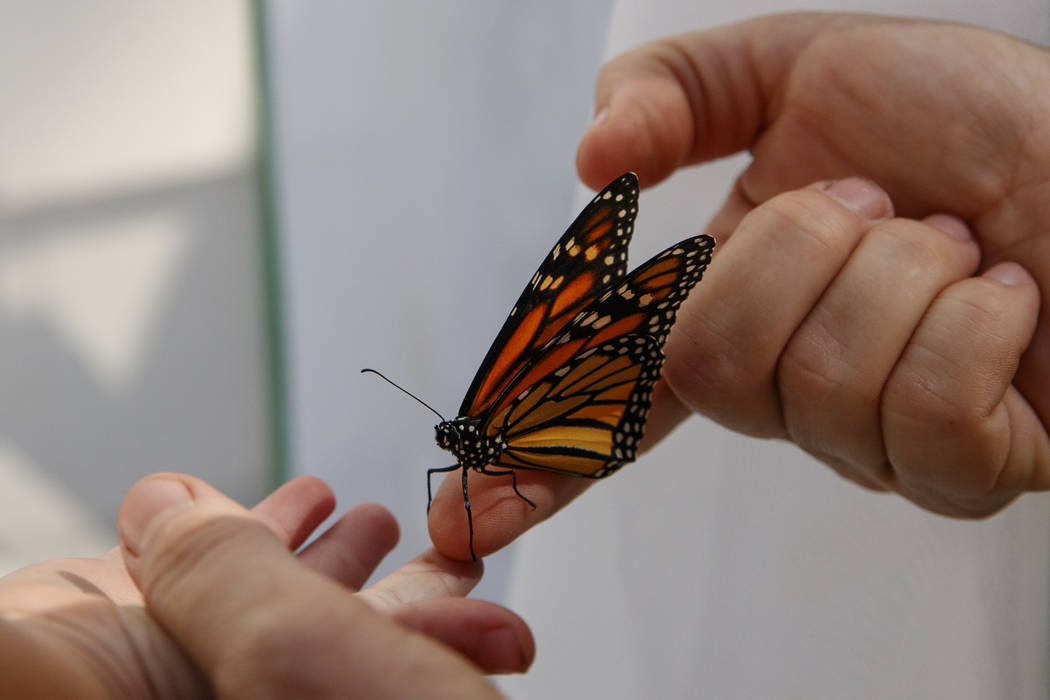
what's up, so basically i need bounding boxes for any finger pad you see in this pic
[428,469,577,560]
[394,598,536,674]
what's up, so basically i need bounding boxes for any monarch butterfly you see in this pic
[367,173,714,561]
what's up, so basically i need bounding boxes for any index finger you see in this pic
[427,467,590,561]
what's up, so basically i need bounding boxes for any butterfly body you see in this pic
[435,418,502,469]
[430,173,714,560]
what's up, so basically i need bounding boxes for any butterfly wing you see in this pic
[482,234,715,476]
[458,173,640,418]
[490,334,663,477]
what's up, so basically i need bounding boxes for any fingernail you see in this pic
[480,627,528,673]
[924,213,974,241]
[824,177,892,220]
[591,106,608,126]
[120,477,194,556]
[985,261,1028,286]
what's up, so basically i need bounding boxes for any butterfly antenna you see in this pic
[360,368,447,422]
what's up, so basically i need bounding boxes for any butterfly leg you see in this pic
[427,464,460,514]
[462,465,477,562]
[479,466,537,510]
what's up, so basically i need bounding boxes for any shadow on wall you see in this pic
[0,166,269,530]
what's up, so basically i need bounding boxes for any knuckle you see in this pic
[779,305,879,390]
[939,280,1014,341]
[876,219,944,266]
[140,515,283,642]
[778,326,847,402]
[889,283,1022,426]
[663,319,747,400]
[142,516,245,600]
[884,350,973,430]
[779,336,850,427]
[883,379,1011,501]
[867,218,962,276]
[663,309,778,436]
[742,189,852,254]
[778,330,881,457]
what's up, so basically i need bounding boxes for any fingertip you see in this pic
[277,475,337,508]
[477,617,536,674]
[429,470,591,561]
[922,213,973,242]
[427,492,475,562]
[119,474,196,557]
[577,82,691,189]
[349,502,401,552]
[821,177,893,220]
[576,103,640,190]
[427,469,515,561]
[297,502,403,588]
[252,475,338,549]
[391,598,536,674]
[983,261,1034,288]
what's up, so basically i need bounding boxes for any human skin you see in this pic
[0,474,532,698]
[430,12,1050,559]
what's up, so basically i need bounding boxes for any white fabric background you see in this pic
[266,1,1050,697]
[500,2,1050,699]
[267,1,613,600]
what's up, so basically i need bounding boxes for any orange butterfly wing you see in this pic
[481,234,715,477]
[458,173,640,417]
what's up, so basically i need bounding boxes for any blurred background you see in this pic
[0,0,611,600]
[3,2,1049,698]
[1,2,267,572]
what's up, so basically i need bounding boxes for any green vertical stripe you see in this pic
[251,0,289,488]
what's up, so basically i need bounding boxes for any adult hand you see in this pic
[1,473,532,698]
[430,12,1050,559]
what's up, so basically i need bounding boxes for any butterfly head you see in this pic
[435,417,503,470]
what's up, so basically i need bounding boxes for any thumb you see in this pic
[576,12,841,189]
[118,473,500,699]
